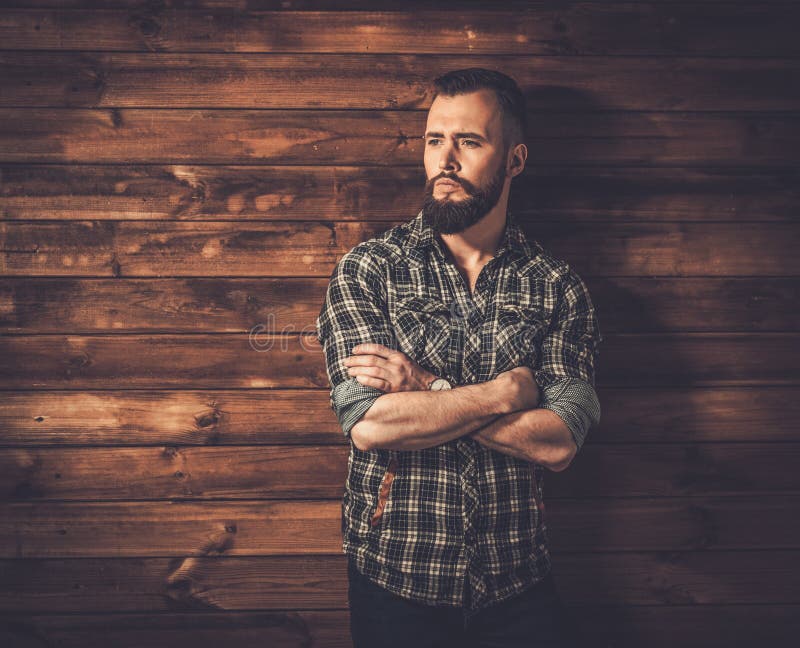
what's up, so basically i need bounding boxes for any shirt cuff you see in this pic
[330,377,383,438]
[537,377,601,452]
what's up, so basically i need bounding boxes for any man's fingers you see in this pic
[351,343,395,358]
[348,365,393,391]
[354,372,389,391]
[344,353,385,367]
[348,365,383,380]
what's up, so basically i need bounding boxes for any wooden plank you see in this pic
[3,606,800,648]
[0,386,796,445]
[1,386,798,446]
[0,500,343,557]
[0,109,796,166]
[0,333,798,389]
[1,6,798,55]
[527,222,800,277]
[595,333,800,386]
[2,495,799,557]
[1,443,799,501]
[2,551,800,612]
[0,333,328,389]
[2,221,799,277]
[594,386,800,442]
[548,442,800,495]
[546,496,800,552]
[2,277,798,334]
[589,277,800,332]
[0,221,353,277]
[0,333,799,389]
[2,165,798,223]
[0,611,354,648]
[573,604,800,648]
[7,0,790,8]
[0,278,330,334]
[0,445,349,500]
[0,554,349,612]
[0,389,343,446]
[2,53,799,111]
[553,550,800,604]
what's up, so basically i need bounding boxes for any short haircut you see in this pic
[431,68,527,151]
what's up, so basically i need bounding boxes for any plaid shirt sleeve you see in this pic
[533,266,603,453]
[316,245,397,439]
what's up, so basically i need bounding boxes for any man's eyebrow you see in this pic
[423,131,488,142]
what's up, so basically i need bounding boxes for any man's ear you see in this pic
[507,143,527,178]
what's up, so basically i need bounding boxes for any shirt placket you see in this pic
[440,253,503,614]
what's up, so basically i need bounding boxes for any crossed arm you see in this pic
[346,359,576,471]
[352,382,576,471]
[316,248,600,472]
[468,406,577,471]
[348,344,577,471]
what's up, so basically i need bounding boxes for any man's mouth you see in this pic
[436,178,460,188]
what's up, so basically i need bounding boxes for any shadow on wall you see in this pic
[511,85,693,647]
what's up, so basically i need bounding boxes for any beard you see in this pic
[420,159,507,235]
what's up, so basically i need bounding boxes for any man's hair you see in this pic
[431,68,527,151]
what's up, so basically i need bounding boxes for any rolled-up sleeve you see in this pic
[533,265,603,453]
[316,245,397,439]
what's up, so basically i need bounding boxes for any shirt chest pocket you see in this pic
[392,295,452,374]
[493,303,548,374]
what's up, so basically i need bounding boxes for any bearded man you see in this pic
[317,67,601,648]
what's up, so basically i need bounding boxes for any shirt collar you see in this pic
[407,208,533,261]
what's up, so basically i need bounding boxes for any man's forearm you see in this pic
[351,380,510,452]
[471,407,576,471]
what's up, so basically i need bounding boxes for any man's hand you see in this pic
[493,366,541,412]
[467,367,574,467]
[343,343,437,393]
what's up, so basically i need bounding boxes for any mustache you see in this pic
[425,172,477,193]
[436,172,460,183]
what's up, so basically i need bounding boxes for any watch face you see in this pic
[431,378,452,390]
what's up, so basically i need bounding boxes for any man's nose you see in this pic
[438,142,459,171]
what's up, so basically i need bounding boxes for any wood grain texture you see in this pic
[2,495,799,557]
[2,552,800,612]
[1,1,797,643]
[1,6,797,55]
[0,109,796,165]
[3,53,799,110]
[6,1,799,11]
[2,165,798,222]
[1,387,798,446]
[0,332,798,389]
[3,606,800,648]
[0,611,355,648]
[2,221,799,277]
[2,277,798,333]
[1,443,799,501]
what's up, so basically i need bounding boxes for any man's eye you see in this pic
[425,138,478,147]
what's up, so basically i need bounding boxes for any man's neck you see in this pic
[438,203,509,269]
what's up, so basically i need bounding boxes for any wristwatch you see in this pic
[427,376,453,390]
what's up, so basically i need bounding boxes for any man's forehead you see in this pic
[425,89,502,139]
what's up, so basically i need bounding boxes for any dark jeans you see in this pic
[347,558,583,648]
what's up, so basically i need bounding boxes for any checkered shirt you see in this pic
[315,209,602,617]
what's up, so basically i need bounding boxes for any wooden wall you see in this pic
[1,1,799,646]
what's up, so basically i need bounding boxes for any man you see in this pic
[316,68,602,647]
